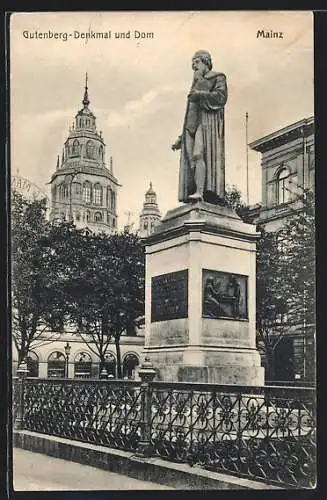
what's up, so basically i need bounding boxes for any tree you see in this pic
[256,188,315,380]
[256,229,289,380]
[274,189,315,380]
[11,192,63,364]
[52,229,145,378]
[224,184,246,215]
[276,189,315,332]
[105,232,145,377]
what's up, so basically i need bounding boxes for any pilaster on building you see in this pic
[248,116,314,232]
[139,182,162,238]
[49,74,120,234]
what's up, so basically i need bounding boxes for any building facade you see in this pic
[49,75,120,234]
[139,182,161,237]
[13,329,145,381]
[249,116,315,384]
[249,116,314,231]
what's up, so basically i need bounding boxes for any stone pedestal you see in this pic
[144,201,264,386]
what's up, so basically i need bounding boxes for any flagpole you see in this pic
[246,112,249,205]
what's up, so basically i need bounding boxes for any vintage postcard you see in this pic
[9,11,315,491]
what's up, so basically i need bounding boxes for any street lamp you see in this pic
[64,342,71,378]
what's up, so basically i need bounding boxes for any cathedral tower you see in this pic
[139,182,161,237]
[49,74,120,233]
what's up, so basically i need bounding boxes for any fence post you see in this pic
[14,360,29,430]
[136,356,156,458]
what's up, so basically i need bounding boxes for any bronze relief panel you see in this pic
[202,269,248,320]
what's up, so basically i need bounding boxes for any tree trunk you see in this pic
[115,336,122,379]
[18,344,29,365]
[266,348,275,382]
[98,353,106,378]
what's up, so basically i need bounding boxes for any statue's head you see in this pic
[192,50,212,73]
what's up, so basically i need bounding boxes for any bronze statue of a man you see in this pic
[172,50,228,203]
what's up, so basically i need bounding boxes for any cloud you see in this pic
[105,84,184,127]
[36,109,75,124]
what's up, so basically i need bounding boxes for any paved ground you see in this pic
[13,448,174,490]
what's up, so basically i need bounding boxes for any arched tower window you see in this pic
[83,182,92,203]
[58,183,63,200]
[86,210,91,222]
[72,139,80,156]
[99,145,104,160]
[277,167,291,205]
[86,140,95,159]
[94,212,102,222]
[93,184,103,205]
[111,191,116,212]
[64,183,69,199]
[59,183,69,200]
[107,187,112,209]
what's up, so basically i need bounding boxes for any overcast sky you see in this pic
[10,11,313,229]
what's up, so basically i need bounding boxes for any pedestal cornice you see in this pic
[145,202,260,245]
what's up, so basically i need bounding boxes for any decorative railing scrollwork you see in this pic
[13,377,316,489]
[149,383,316,489]
[22,379,142,452]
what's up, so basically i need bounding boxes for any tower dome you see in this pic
[139,182,161,238]
[49,74,120,234]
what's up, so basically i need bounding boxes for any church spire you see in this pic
[82,72,90,108]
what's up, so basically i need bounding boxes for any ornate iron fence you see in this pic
[150,382,316,489]
[13,375,316,489]
[21,378,143,452]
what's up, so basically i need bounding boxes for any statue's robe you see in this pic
[178,71,227,203]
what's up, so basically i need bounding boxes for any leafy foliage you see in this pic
[256,188,315,379]
[11,191,63,363]
[12,192,145,377]
[274,189,315,333]
[224,185,315,380]
[256,229,288,378]
[45,228,145,377]
[224,185,246,216]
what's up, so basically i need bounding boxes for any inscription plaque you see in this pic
[151,269,188,322]
[202,269,248,320]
